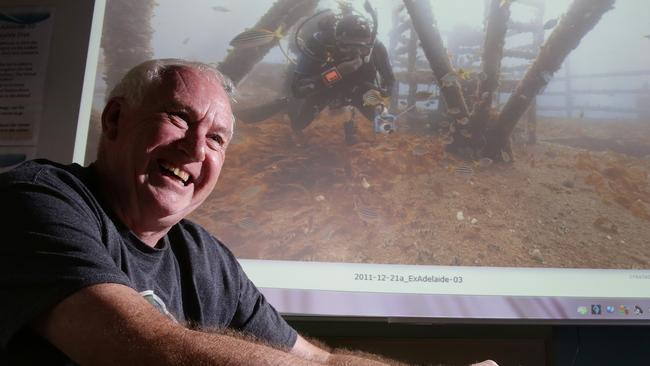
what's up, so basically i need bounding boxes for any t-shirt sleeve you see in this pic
[0,167,132,351]
[221,247,297,349]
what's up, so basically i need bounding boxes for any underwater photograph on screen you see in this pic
[89,0,650,269]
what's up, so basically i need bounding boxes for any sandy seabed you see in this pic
[189,112,650,270]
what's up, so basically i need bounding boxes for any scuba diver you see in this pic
[288,7,395,145]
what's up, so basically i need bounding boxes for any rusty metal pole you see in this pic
[403,0,471,155]
[485,0,616,160]
[472,0,512,146]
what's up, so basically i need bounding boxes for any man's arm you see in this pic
[291,334,402,366]
[34,282,494,366]
[33,283,315,366]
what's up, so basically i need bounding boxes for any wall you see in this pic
[1,0,104,164]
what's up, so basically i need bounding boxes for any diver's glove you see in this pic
[374,103,387,117]
[336,55,363,76]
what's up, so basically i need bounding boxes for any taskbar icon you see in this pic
[591,304,601,315]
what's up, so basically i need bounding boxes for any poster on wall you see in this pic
[0,6,53,146]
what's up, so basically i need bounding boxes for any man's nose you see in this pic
[179,130,206,162]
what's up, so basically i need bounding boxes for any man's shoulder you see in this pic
[0,159,102,221]
[0,159,86,187]
[172,219,237,258]
[169,220,244,284]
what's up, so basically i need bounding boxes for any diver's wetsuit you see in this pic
[288,29,395,133]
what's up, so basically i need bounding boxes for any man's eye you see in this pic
[208,134,225,147]
[168,112,188,127]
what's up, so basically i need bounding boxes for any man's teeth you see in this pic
[161,163,190,183]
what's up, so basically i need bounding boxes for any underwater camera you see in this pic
[373,113,396,134]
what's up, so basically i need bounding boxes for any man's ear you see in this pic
[100,98,125,140]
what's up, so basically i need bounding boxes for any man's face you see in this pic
[104,67,233,224]
[337,36,373,60]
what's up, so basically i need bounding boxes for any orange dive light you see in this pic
[321,67,342,86]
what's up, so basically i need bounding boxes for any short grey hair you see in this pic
[97,59,237,161]
[108,58,237,107]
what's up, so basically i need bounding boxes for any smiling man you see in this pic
[0,59,390,365]
[95,60,233,247]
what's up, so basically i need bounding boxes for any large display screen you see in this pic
[88,0,650,322]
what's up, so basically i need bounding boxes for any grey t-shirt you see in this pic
[0,160,297,364]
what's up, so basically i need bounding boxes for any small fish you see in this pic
[399,100,407,106]
[354,197,381,223]
[356,204,380,223]
[501,150,512,162]
[448,107,461,115]
[543,18,558,30]
[481,91,491,100]
[477,157,493,168]
[182,37,190,45]
[415,91,434,101]
[454,164,474,179]
[460,129,472,138]
[457,68,471,80]
[212,6,230,12]
[229,26,283,49]
[457,117,469,125]
[478,72,488,81]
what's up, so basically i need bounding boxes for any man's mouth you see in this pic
[159,162,191,186]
